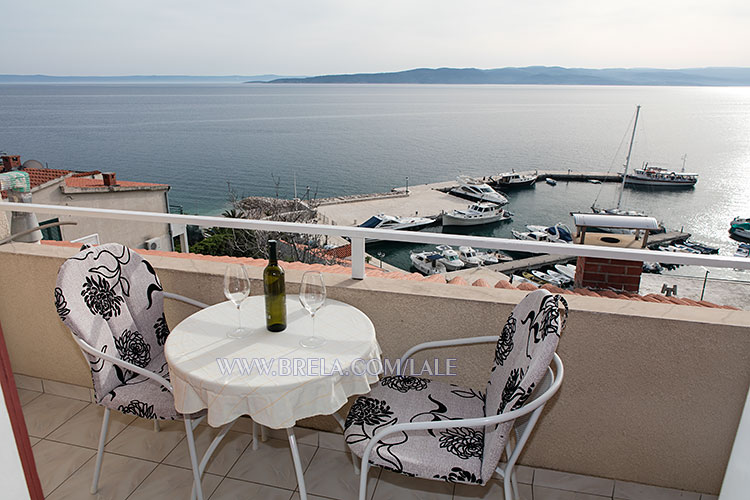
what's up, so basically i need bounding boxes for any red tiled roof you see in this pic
[64,178,168,188]
[24,168,73,188]
[39,240,741,310]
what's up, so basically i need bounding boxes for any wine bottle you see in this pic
[263,240,287,332]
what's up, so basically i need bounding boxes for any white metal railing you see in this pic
[2,201,750,279]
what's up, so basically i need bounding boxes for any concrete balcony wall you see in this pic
[0,242,748,495]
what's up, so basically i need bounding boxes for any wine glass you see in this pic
[224,264,251,338]
[299,271,326,348]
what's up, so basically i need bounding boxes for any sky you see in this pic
[1,0,748,76]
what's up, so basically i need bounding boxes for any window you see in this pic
[39,218,62,241]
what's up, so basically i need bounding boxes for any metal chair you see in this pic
[341,289,567,500]
[54,243,215,499]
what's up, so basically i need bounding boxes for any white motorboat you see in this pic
[490,170,537,189]
[512,229,553,242]
[526,224,574,243]
[358,213,435,231]
[531,270,563,287]
[449,176,509,205]
[434,245,465,271]
[730,217,750,242]
[511,274,539,287]
[545,178,557,186]
[410,252,447,275]
[442,202,512,227]
[546,269,573,284]
[457,246,483,267]
[554,264,576,280]
[358,213,435,243]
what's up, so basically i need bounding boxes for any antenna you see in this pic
[681,154,687,173]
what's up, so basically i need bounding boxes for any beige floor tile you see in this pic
[290,493,330,500]
[303,447,379,500]
[163,428,253,476]
[372,469,454,500]
[46,452,157,500]
[227,437,317,490]
[454,478,533,499]
[210,478,294,500]
[535,469,614,497]
[105,418,185,462]
[318,430,347,451]
[700,495,718,500]
[47,404,136,449]
[535,485,612,500]
[498,463,534,485]
[18,388,42,406]
[22,393,89,438]
[614,480,701,500]
[15,373,43,392]
[127,464,222,500]
[42,379,93,402]
[32,440,95,496]
[268,426,319,446]
[29,436,41,446]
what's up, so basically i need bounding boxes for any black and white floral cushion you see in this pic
[344,289,567,486]
[344,376,486,484]
[55,243,180,420]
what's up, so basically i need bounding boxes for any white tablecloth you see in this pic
[165,296,381,429]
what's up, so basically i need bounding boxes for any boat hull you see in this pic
[730,226,750,242]
[624,175,697,188]
[447,188,508,206]
[442,212,511,226]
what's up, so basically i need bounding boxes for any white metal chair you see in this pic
[341,288,567,500]
[54,243,220,499]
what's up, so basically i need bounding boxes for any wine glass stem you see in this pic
[310,312,316,338]
[237,304,241,330]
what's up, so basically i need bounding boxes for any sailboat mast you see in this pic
[617,104,641,210]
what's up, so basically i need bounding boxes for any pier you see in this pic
[537,171,621,182]
[447,230,692,278]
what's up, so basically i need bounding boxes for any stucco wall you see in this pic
[32,182,172,250]
[0,242,748,494]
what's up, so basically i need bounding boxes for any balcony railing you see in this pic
[2,201,750,279]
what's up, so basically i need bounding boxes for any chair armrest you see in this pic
[74,337,173,393]
[163,292,209,309]
[398,335,498,373]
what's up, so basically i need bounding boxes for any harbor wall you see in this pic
[1,242,748,495]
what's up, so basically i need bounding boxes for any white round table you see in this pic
[165,295,381,500]
[166,295,381,429]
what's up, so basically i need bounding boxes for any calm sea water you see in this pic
[2,83,749,275]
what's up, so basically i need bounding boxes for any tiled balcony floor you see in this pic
[19,385,716,500]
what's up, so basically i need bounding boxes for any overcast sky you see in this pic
[2,0,748,76]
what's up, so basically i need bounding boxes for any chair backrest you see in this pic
[481,288,567,481]
[55,243,169,400]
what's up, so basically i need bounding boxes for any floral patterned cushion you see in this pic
[344,375,486,485]
[97,355,178,420]
[481,289,566,481]
[55,243,180,420]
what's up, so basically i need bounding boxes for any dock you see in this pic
[537,171,621,182]
[457,230,691,277]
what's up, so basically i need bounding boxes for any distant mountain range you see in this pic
[0,74,302,83]
[268,66,750,86]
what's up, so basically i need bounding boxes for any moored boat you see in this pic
[457,246,483,267]
[449,176,509,205]
[730,217,750,241]
[554,263,576,280]
[410,252,446,275]
[624,162,698,188]
[735,243,750,258]
[358,213,436,243]
[442,202,512,227]
[545,177,557,186]
[526,223,573,243]
[434,245,465,271]
[489,170,538,189]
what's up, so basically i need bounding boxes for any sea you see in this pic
[1,83,749,277]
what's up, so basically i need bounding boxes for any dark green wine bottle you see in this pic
[264,240,287,332]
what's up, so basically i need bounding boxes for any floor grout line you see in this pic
[37,438,97,498]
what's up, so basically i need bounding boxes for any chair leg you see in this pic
[504,474,513,500]
[286,429,307,500]
[252,421,259,450]
[358,456,371,500]
[511,468,520,500]
[261,424,268,442]
[184,417,204,500]
[153,419,161,432]
[351,452,361,475]
[90,407,110,494]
